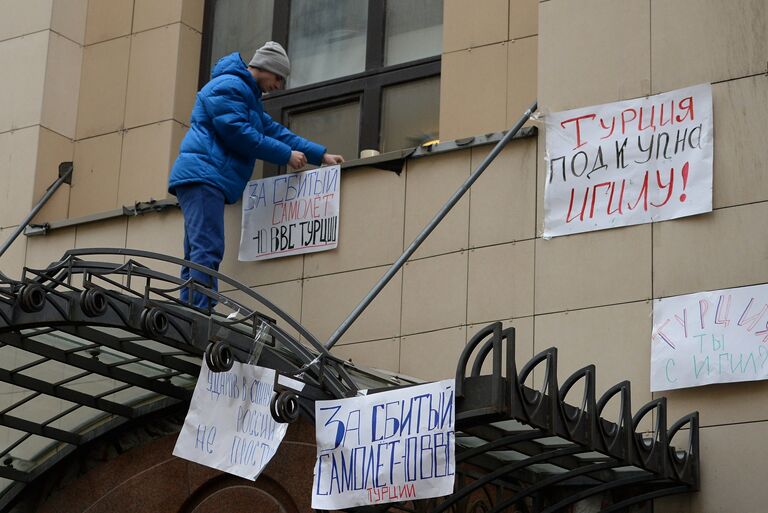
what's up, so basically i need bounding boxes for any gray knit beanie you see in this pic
[249,41,290,79]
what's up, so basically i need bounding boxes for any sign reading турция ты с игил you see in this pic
[651,283,768,392]
[312,379,455,510]
[239,165,340,261]
[544,83,713,237]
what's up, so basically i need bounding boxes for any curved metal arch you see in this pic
[539,473,657,513]
[666,412,699,486]
[0,248,418,511]
[431,446,587,513]
[59,249,327,353]
[485,460,621,513]
[597,484,690,513]
[16,248,368,398]
[517,347,559,428]
[557,364,596,446]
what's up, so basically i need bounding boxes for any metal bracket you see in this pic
[1,161,74,256]
[58,162,73,184]
[24,224,49,237]
[122,199,179,216]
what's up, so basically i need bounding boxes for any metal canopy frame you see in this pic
[0,249,415,511]
[0,250,698,512]
[428,323,697,513]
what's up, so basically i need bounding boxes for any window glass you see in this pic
[211,0,274,68]
[204,0,444,162]
[288,0,368,87]
[380,76,440,152]
[384,0,443,66]
[288,101,361,164]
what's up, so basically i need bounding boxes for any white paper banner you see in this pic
[312,379,456,510]
[544,83,713,237]
[239,165,340,261]
[173,360,288,480]
[651,284,768,392]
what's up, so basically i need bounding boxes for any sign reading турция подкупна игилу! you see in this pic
[312,379,456,510]
[651,283,768,392]
[544,83,713,237]
[239,165,340,261]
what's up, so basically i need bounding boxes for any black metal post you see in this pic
[0,162,73,258]
[324,101,538,350]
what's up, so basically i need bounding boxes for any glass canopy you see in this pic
[0,249,699,513]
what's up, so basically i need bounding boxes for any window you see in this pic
[287,0,368,87]
[380,76,440,152]
[201,0,443,172]
[384,0,443,66]
[208,0,273,67]
[287,100,361,170]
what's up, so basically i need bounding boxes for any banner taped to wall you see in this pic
[651,283,768,391]
[312,379,456,509]
[544,83,713,237]
[239,165,340,261]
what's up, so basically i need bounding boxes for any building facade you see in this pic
[0,0,766,511]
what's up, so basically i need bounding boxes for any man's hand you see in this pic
[322,153,345,165]
[288,151,307,170]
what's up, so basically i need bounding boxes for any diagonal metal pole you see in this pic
[325,100,538,350]
[0,162,73,258]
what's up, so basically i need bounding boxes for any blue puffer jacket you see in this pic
[168,52,326,204]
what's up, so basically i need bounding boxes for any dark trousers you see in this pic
[175,183,226,309]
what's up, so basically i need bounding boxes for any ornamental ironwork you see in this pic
[0,249,698,512]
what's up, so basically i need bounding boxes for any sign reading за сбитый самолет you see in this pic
[312,380,455,510]
[173,361,288,480]
[544,83,713,238]
[651,284,768,392]
[238,165,340,261]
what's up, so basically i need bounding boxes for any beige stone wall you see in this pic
[1,1,767,510]
[73,0,201,218]
[535,1,768,512]
[440,0,538,140]
[0,0,86,275]
[0,0,203,278]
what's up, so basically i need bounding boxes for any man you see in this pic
[168,41,344,308]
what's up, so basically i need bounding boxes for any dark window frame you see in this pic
[199,0,442,173]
